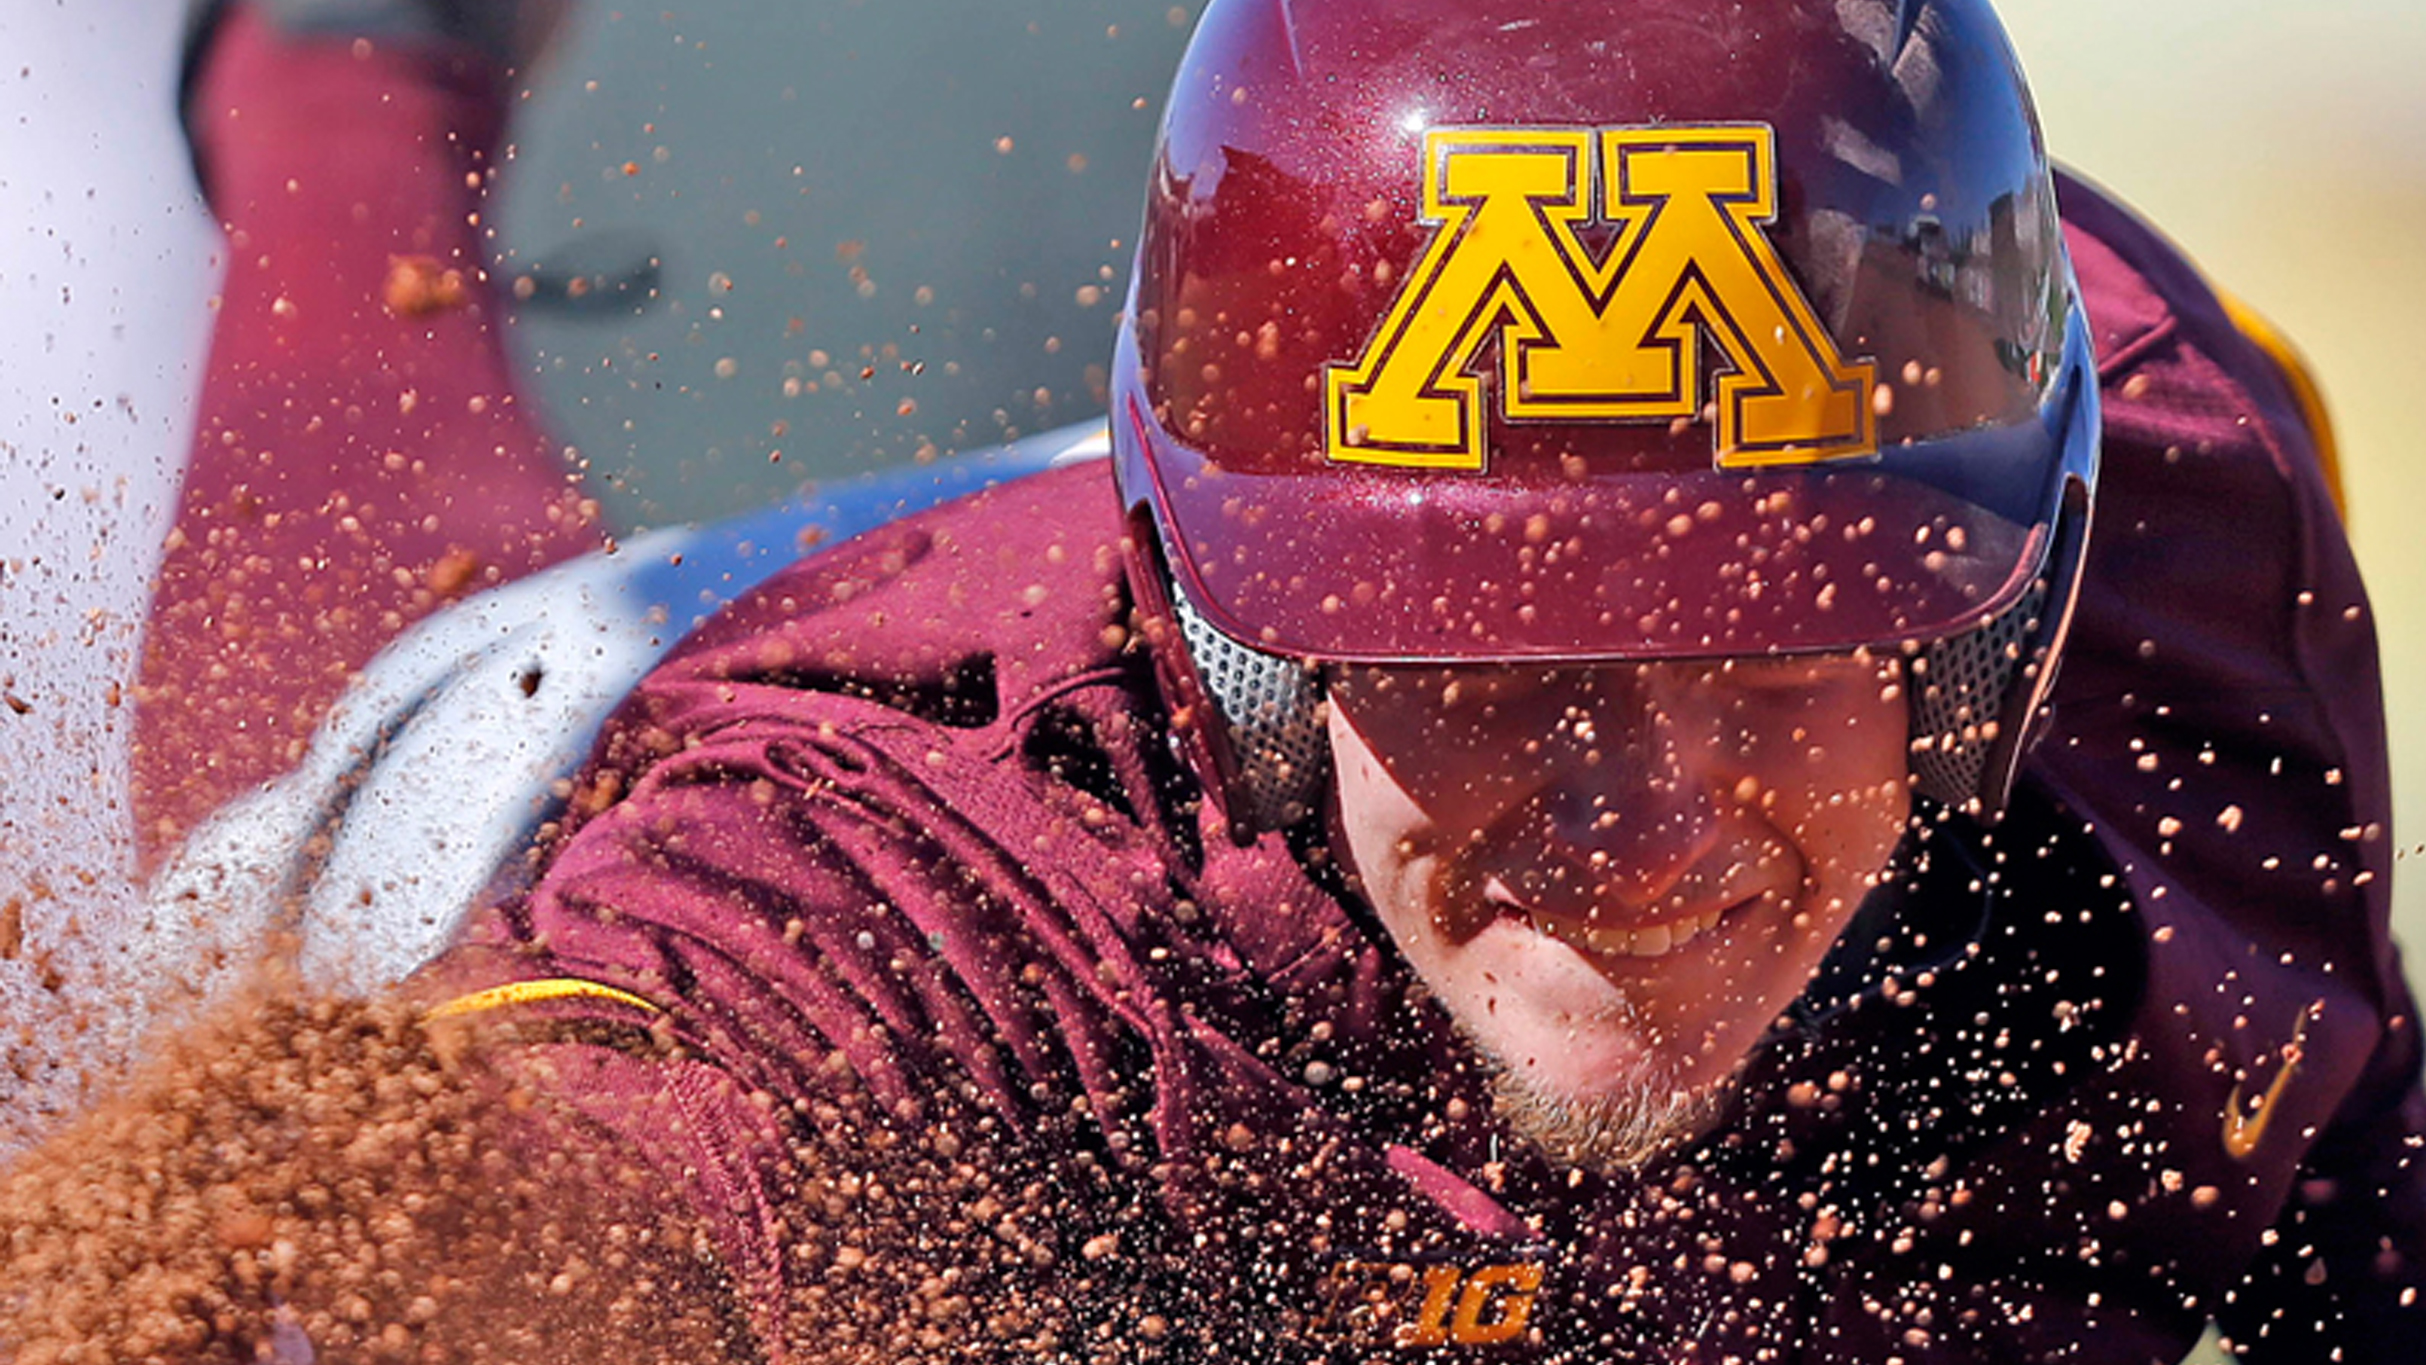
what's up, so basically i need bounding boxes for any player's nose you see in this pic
[1491,670,1726,918]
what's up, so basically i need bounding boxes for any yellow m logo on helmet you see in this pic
[1326,125,1877,471]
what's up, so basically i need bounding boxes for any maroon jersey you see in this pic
[431,175,2424,1363]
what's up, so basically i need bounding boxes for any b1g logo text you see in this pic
[1325,125,1876,471]
[1312,1258,1545,1350]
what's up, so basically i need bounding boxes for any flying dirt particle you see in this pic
[382,255,468,317]
[425,548,482,598]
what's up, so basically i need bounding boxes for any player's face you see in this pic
[1326,651,1910,1170]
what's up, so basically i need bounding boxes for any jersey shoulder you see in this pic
[2055,169,2341,510]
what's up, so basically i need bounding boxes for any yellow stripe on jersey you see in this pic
[2217,289,2347,521]
[425,978,664,1022]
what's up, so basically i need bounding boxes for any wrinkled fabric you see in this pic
[432,175,2424,1364]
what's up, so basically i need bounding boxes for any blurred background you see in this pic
[0,0,2421,1158]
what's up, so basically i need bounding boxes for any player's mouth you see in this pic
[1482,876,1740,960]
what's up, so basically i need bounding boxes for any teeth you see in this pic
[1481,879,1736,960]
[1534,904,1732,960]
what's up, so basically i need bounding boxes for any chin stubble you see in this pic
[1473,1036,1738,1175]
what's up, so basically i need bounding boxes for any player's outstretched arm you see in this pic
[0,976,745,1364]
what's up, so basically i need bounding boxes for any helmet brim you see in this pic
[1127,311,2095,665]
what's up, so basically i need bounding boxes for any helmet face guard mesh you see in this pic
[1909,579,2048,809]
[1168,590,1329,834]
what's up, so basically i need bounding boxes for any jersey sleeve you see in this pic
[421,707,1200,1362]
[417,473,1224,1362]
[2200,295,2426,1363]
[2215,288,2348,519]
[2048,174,2426,1359]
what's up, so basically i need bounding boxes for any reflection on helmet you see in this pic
[1112,0,2100,841]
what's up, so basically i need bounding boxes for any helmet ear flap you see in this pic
[1167,592,1327,840]
[1907,317,2099,820]
[1121,514,1327,847]
[1909,472,2094,818]
[1908,578,2047,814]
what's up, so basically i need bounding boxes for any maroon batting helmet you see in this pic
[1114,0,2098,841]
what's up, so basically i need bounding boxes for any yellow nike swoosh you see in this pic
[2222,1005,2315,1161]
[425,977,664,1022]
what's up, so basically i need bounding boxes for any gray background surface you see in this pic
[499,0,1193,526]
